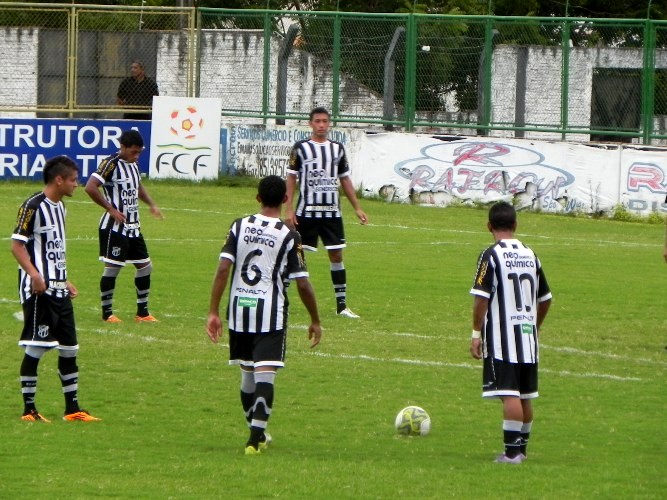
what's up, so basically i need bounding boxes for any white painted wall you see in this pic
[2,28,667,141]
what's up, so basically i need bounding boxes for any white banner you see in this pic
[226,123,362,179]
[356,134,667,215]
[149,97,222,181]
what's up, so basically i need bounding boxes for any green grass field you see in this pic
[0,180,665,499]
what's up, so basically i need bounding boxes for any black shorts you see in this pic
[296,216,346,251]
[482,357,538,399]
[19,294,78,349]
[228,330,286,369]
[99,228,150,266]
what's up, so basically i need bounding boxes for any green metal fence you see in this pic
[2,3,667,144]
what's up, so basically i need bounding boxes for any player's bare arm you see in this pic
[295,277,322,348]
[84,176,126,224]
[536,299,552,334]
[207,258,231,343]
[470,295,488,360]
[11,240,46,295]
[284,174,298,228]
[138,184,164,220]
[340,176,368,224]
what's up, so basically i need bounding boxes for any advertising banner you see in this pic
[0,119,151,181]
[149,97,222,181]
[357,133,667,215]
[226,123,358,178]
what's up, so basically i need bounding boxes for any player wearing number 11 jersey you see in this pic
[207,175,321,455]
[469,201,552,464]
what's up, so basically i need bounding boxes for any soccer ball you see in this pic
[395,406,431,436]
[169,106,205,140]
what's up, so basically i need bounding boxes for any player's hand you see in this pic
[308,323,322,348]
[284,208,297,229]
[67,281,78,299]
[30,274,47,295]
[470,338,482,359]
[356,209,368,225]
[206,314,222,343]
[150,206,164,220]
[109,207,126,225]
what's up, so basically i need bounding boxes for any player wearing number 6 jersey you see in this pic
[207,175,321,455]
[470,201,552,464]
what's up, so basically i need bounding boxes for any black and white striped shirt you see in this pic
[92,153,142,237]
[12,192,69,303]
[287,139,350,219]
[220,214,308,334]
[470,239,552,363]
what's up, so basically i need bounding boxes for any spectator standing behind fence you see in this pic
[117,61,159,120]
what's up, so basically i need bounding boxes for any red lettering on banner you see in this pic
[627,163,665,192]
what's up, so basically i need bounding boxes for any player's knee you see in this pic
[135,262,152,277]
[58,345,79,358]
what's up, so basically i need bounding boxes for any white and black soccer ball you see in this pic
[395,406,431,436]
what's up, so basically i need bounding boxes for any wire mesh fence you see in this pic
[1,3,667,144]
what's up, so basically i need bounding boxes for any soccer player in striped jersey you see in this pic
[207,175,322,455]
[470,201,552,464]
[285,107,368,319]
[11,156,100,422]
[85,129,163,323]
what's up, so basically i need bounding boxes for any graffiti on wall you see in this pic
[389,141,578,211]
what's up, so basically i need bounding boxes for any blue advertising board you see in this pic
[0,119,152,182]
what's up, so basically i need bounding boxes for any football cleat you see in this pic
[495,453,524,464]
[245,445,261,456]
[135,314,159,323]
[259,432,272,451]
[21,410,51,423]
[104,315,122,323]
[337,307,360,319]
[63,410,101,422]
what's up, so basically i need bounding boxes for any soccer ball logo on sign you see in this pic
[169,106,204,140]
[395,406,431,436]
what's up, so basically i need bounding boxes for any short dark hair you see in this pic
[488,201,516,231]
[120,129,144,148]
[309,107,330,121]
[258,175,286,208]
[43,155,79,185]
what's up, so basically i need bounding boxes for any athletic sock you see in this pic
[135,264,152,317]
[247,371,275,447]
[502,419,524,458]
[58,356,80,414]
[101,266,120,320]
[240,369,256,426]
[20,354,40,413]
[330,262,347,313]
[520,421,532,456]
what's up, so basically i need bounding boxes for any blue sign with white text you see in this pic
[0,119,152,182]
